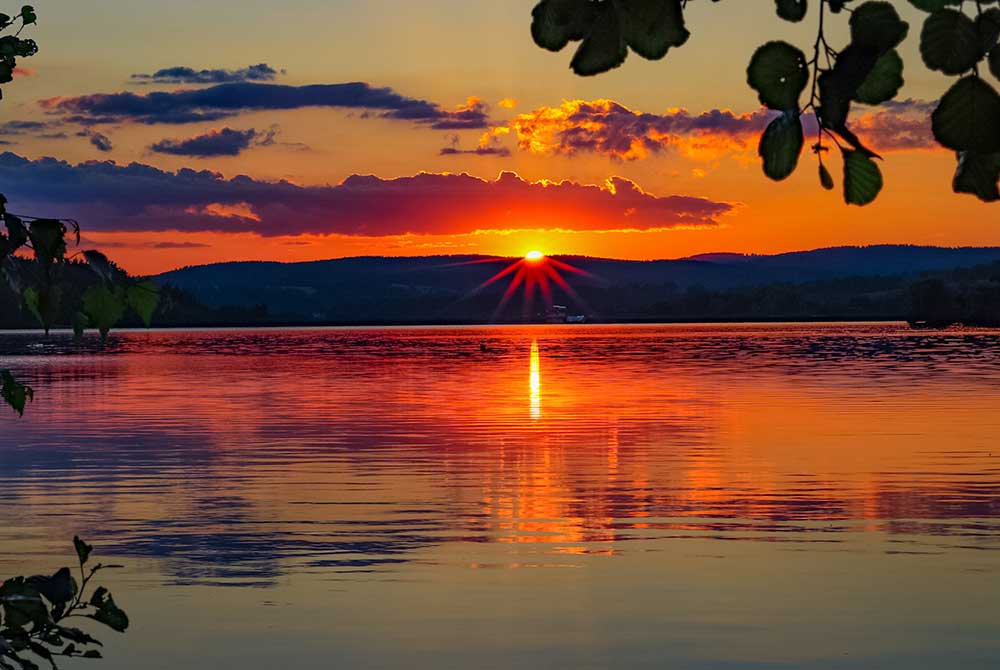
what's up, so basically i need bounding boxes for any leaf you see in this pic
[1,369,33,417]
[125,280,159,327]
[83,249,122,285]
[26,219,67,266]
[854,49,904,104]
[570,2,627,76]
[907,0,958,11]
[27,568,77,607]
[531,0,688,74]
[3,213,27,252]
[747,41,809,111]
[819,163,835,190]
[758,112,804,181]
[920,9,982,75]
[842,149,883,205]
[22,287,42,328]
[953,151,1000,202]
[976,8,1000,55]
[775,0,807,22]
[931,75,1000,152]
[0,579,49,629]
[82,284,126,340]
[54,626,101,647]
[531,0,597,52]
[73,312,89,338]
[88,588,129,633]
[20,5,36,25]
[617,0,689,61]
[850,2,909,53]
[73,536,93,566]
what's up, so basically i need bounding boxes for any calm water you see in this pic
[2,324,999,669]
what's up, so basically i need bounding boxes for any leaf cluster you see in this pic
[530,0,1000,204]
[1,538,128,670]
[0,6,37,94]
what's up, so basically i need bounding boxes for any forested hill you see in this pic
[148,245,1000,324]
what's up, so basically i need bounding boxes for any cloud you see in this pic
[131,63,282,85]
[507,99,769,162]
[0,120,54,135]
[150,127,278,157]
[498,98,518,110]
[0,152,735,238]
[439,129,511,157]
[77,130,114,152]
[42,82,492,129]
[500,98,938,162]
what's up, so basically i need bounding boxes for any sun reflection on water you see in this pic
[529,339,541,420]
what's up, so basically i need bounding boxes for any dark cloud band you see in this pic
[0,152,734,238]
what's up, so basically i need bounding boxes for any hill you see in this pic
[150,245,1000,324]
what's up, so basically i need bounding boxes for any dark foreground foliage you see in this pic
[1,538,128,670]
[530,0,1000,204]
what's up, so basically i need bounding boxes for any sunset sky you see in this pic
[1,0,997,275]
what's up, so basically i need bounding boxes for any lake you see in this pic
[1,323,999,669]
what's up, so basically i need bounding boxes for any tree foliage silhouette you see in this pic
[0,7,159,416]
[1,538,129,669]
[529,0,1000,204]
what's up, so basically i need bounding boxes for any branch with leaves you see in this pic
[529,0,1000,204]
[0,538,129,670]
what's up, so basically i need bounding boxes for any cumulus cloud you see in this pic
[150,127,278,157]
[41,82,492,129]
[499,98,937,162]
[507,99,769,162]
[131,63,282,85]
[0,152,734,238]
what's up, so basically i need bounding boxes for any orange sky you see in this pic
[1,1,996,275]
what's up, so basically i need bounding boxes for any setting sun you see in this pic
[525,250,545,262]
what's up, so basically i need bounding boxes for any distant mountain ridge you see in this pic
[152,245,1000,323]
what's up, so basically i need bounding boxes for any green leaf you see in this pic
[20,5,36,25]
[850,2,909,53]
[73,311,89,338]
[854,49,904,104]
[126,280,159,327]
[747,41,808,111]
[617,0,689,61]
[83,249,122,285]
[27,568,77,607]
[842,149,883,205]
[907,0,959,11]
[758,112,804,181]
[775,0,807,22]
[819,163,835,190]
[82,284,126,341]
[1,369,33,417]
[22,287,42,327]
[920,9,981,75]
[953,151,1000,202]
[570,2,627,76]
[931,75,1000,152]
[73,536,93,566]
